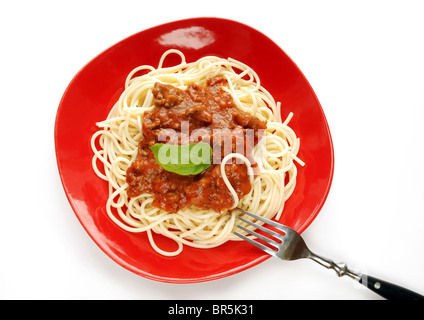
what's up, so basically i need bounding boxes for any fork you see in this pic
[234,208,424,300]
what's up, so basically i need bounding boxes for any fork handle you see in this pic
[309,253,424,300]
[359,274,424,300]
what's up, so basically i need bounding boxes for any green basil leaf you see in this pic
[149,142,212,176]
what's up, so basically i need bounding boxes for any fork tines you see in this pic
[233,208,288,256]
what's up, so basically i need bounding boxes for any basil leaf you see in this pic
[149,142,212,176]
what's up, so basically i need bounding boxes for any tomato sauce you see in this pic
[126,77,267,213]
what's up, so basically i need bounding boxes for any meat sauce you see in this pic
[126,76,267,213]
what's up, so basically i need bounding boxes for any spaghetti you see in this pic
[91,49,304,256]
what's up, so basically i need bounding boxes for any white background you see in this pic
[1,0,423,300]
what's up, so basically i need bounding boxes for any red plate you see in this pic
[55,17,334,283]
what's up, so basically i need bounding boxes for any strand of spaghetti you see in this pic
[220,153,254,209]
[146,229,184,257]
[125,65,155,88]
[157,49,186,69]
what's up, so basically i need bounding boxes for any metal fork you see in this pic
[234,208,424,300]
